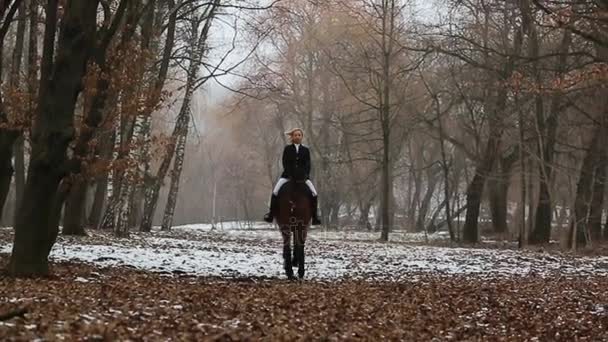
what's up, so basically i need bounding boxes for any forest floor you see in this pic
[1,223,608,340]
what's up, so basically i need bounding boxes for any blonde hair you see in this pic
[285,128,304,136]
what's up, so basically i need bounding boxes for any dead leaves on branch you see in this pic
[1,254,607,341]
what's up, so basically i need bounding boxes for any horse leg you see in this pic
[295,227,307,279]
[292,231,299,267]
[281,227,294,279]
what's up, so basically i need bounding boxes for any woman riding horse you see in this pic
[263,128,321,225]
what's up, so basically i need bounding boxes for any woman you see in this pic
[263,128,321,225]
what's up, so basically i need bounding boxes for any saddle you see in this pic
[277,179,312,198]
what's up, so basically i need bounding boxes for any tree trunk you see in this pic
[145,85,189,232]
[129,185,144,228]
[415,167,439,232]
[568,123,606,249]
[109,115,141,236]
[0,145,13,221]
[488,153,517,234]
[9,0,100,276]
[427,197,448,233]
[161,121,189,230]
[138,0,178,232]
[112,112,144,236]
[358,200,372,228]
[488,174,508,234]
[462,128,500,243]
[408,155,421,232]
[529,30,571,244]
[9,1,27,225]
[380,133,391,241]
[62,178,87,235]
[88,172,108,228]
[588,161,606,243]
[379,1,394,242]
[114,176,134,237]
[87,131,115,228]
[138,171,154,232]
[436,101,455,241]
[13,136,25,223]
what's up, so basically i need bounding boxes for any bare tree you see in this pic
[160,0,220,230]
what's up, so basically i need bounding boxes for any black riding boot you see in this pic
[311,195,321,225]
[263,194,278,223]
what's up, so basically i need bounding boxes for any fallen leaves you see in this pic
[2,225,608,340]
[1,254,608,341]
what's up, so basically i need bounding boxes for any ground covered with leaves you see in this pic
[1,224,608,340]
[0,254,606,340]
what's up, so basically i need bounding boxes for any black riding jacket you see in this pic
[280,144,311,181]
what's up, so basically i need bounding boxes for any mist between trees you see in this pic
[0,0,606,275]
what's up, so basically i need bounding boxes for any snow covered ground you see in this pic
[1,223,607,281]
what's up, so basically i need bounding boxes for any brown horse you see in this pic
[276,180,312,279]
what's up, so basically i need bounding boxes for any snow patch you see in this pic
[2,225,608,281]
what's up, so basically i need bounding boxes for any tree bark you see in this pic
[358,200,372,228]
[88,172,108,228]
[12,136,24,223]
[0,145,13,221]
[379,0,395,242]
[568,121,607,249]
[415,166,439,232]
[588,160,606,243]
[408,146,421,232]
[488,153,517,234]
[488,175,508,234]
[109,113,141,236]
[9,0,27,225]
[87,131,115,228]
[161,121,189,230]
[9,0,100,276]
[462,122,501,243]
[61,178,87,235]
[435,101,455,240]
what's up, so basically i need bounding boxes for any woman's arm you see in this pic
[304,148,311,179]
[282,145,292,177]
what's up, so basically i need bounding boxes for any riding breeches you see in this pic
[273,177,317,196]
